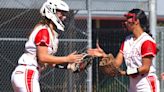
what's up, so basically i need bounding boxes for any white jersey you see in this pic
[18,24,59,67]
[120,32,160,92]
[120,32,157,73]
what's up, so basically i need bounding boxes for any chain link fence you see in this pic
[156,26,164,92]
[1,0,161,92]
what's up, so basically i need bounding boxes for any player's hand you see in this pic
[48,64,56,67]
[120,70,126,76]
[66,51,83,63]
[87,43,107,57]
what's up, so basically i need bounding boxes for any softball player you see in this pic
[87,8,160,92]
[11,0,83,92]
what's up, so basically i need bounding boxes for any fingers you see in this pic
[71,51,77,55]
[67,52,84,63]
[96,42,103,52]
[87,48,104,57]
[87,49,93,56]
[96,44,104,53]
[73,54,83,62]
[96,42,100,48]
[87,50,94,56]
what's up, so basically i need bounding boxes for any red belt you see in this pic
[131,74,145,78]
[19,64,39,70]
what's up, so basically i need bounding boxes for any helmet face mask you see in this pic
[40,0,69,31]
[124,13,137,22]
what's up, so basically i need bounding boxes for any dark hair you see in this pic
[128,8,152,37]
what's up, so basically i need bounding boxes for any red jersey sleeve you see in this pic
[34,29,50,46]
[141,40,157,57]
[119,41,124,54]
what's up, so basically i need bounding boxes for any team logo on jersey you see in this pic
[147,46,153,52]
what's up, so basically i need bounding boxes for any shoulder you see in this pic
[30,24,50,37]
[142,32,156,44]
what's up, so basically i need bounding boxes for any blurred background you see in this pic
[0,0,164,92]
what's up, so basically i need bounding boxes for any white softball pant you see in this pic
[11,65,40,92]
[128,73,160,92]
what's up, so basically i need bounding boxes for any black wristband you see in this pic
[55,63,68,69]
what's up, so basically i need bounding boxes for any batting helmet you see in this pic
[40,0,69,31]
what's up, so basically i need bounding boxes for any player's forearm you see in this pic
[38,54,69,64]
[137,66,150,74]
[36,46,70,64]
[138,56,152,74]
[114,52,124,68]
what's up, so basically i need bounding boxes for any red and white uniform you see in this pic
[11,24,59,92]
[120,32,160,92]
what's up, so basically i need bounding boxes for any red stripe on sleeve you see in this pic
[34,29,50,46]
[141,40,157,57]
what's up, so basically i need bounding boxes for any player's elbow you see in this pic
[37,54,48,63]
